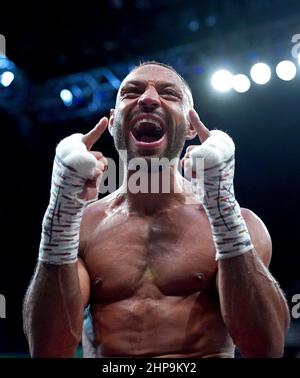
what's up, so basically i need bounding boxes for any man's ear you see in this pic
[185,119,197,140]
[108,108,115,136]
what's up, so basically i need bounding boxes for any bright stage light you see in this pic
[60,89,73,106]
[276,60,297,81]
[232,74,251,93]
[0,71,14,87]
[211,69,233,92]
[250,63,271,85]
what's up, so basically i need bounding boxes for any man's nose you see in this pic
[138,86,160,110]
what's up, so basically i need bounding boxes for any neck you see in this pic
[119,158,190,215]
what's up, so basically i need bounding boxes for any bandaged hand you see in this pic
[182,109,253,260]
[39,117,108,265]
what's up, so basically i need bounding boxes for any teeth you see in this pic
[133,118,162,131]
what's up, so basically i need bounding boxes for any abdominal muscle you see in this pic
[82,291,235,358]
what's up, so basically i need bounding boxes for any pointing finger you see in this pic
[82,117,108,150]
[189,109,210,143]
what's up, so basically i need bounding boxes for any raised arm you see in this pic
[183,109,290,357]
[23,118,108,357]
[217,209,290,357]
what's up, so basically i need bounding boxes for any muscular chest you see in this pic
[83,205,217,301]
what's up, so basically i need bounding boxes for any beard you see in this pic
[165,120,186,160]
[112,110,186,164]
[112,111,127,156]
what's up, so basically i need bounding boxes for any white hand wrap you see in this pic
[39,134,97,265]
[190,130,254,260]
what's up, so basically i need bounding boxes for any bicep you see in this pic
[241,208,272,267]
[78,207,91,308]
[78,258,90,308]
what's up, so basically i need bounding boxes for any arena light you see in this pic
[188,20,199,32]
[211,69,233,92]
[60,89,73,107]
[232,74,251,93]
[0,71,14,87]
[276,60,297,81]
[250,63,271,85]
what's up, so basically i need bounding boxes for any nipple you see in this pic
[193,272,205,281]
[93,277,103,286]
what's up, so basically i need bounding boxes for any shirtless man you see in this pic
[23,62,290,358]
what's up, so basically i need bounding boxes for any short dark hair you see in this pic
[131,60,194,106]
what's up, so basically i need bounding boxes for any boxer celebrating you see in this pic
[23,62,290,358]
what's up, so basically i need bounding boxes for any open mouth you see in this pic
[131,119,165,143]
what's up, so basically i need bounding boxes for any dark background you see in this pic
[0,0,299,357]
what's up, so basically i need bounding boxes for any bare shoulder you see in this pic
[79,190,121,256]
[241,208,272,266]
[82,188,122,222]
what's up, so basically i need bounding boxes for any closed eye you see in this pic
[121,87,142,97]
[160,90,181,99]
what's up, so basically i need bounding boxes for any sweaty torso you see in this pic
[79,193,234,358]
